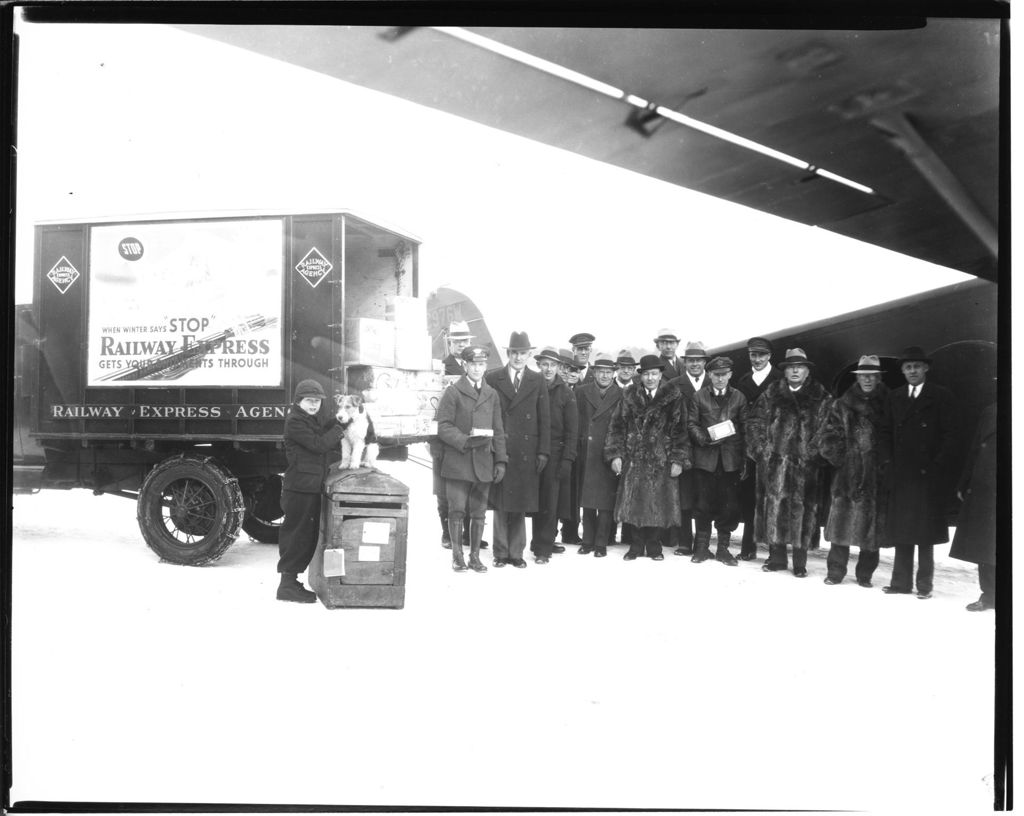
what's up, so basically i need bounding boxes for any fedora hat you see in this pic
[615,350,637,367]
[653,328,679,343]
[747,336,773,354]
[447,320,474,340]
[591,352,616,369]
[683,341,709,359]
[535,346,563,364]
[777,348,815,369]
[638,354,666,373]
[899,345,932,364]
[505,331,536,352]
[706,356,734,373]
[558,348,577,367]
[851,354,883,374]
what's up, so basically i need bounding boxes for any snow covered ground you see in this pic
[11,449,996,812]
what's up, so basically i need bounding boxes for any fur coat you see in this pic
[814,382,889,550]
[605,380,692,528]
[745,378,831,549]
[950,403,996,566]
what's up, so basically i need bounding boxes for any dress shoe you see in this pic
[762,563,787,572]
[793,568,808,578]
[673,547,689,556]
[881,586,911,594]
[857,579,873,588]
[276,581,317,603]
[493,558,507,568]
[551,544,566,554]
[650,553,665,561]
[534,556,550,565]
[594,547,607,558]
[716,550,738,567]
[966,599,994,611]
[916,591,932,600]
[577,544,594,555]
[824,577,841,585]
[480,540,489,549]
[691,552,711,564]
[510,558,528,569]
[441,538,452,550]
[738,551,757,561]
[623,550,641,561]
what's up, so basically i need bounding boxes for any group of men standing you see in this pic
[430,321,995,611]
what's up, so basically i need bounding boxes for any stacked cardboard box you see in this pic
[347,364,444,439]
[344,318,395,367]
[387,295,434,371]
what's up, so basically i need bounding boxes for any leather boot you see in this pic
[715,531,738,566]
[691,530,713,563]
[468,518,488,572]
[449,518,467,572]
[440,507,452,548]
[276,572,316,603]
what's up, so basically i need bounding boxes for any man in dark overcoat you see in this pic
[654,328,684,380]
[559,340,592,544]
[878,346,959,599]
[950,402,997,611]
[557,347,584,542]
[745,348,832,577]
[814,355,889,587]
[687,356,748,566]
[530,346,579,563]
[436,346,508,572]
[569,332,597,385]
[606,355,692,561]
[667,341,710,556]
[574,353,622,557]
[485,331,551,568]
[733,337,782,560]
[433,320,475,547]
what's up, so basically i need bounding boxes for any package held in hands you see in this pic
[344,319,395,366]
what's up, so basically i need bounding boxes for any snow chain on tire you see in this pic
[137,453,246,566]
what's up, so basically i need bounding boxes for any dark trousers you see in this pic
[278,489,323,574]
[826,545,880,583]
[694,466,741,535]
[533,457,567,558]
[493,511,527,560]
[739,467,757,554]
[979,562,996,605]
[765,545,807,571]
[444,479,490,523]
[890,543,935,594]
[581,507,614,550]
[628,526,664,558]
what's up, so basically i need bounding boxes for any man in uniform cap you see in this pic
[529,347,579,563]
[574,352,623,557]
[606,354,692,561]
[436,346,508,572]
[733,337,782,559]
[666,341,711,556]
[745,348,832,577]
[485,332,551,568]
[687,356,748,565]
[654,329,684,381]
[877,346,958,599]
[569,332,597,384]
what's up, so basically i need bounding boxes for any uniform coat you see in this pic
[540,376,579,518]
[950,403,996,565]
[282,405,345,493]
[485,366,550,514]
[688,386,748,473]
[815,382,890,550]
[575,381,623,511]
[878,381,959,547]
[436,376,508,481]
[605,380,692,528]
[745,378,832,549]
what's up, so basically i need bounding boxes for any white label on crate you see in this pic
[323,548,345,577]
[358,545,381,562]
[362,521,391,544]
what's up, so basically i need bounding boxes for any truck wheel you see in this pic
[242,474,284,544]
[137,454,245,565]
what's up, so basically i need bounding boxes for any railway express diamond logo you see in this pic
[295,247,333,289]
[47,256,80,294]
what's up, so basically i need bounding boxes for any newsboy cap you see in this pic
[505,331,536,352]
[899,345,932,364]
[638,354,666,373]
[293,379,326,401]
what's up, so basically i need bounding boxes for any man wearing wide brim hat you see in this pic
[814,355,889,587]
[528,347,580,563]
[605,354,693,561]
[877,345,959,599]
[614,350,639,390]
[745,348,831,577]
[574,353,622,557]
[733,337,782,560]
[441,320,475,375]
[485,332,551,568]
[653,328,684,380]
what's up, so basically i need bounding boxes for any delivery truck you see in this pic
[13,210,443,565]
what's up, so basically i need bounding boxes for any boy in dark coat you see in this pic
[574,353,623,557]
[814,355,889,587]
[436,346,508,572]
[950,402,997,610]
[485,332,550,568]
[745,348,832,577]
[877,346,959,599]
[687,356,748,566]
[531,346,579,563]
[606,355,692,560]
[277,379,346,603]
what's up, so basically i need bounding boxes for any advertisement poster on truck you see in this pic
[86,219,284,386]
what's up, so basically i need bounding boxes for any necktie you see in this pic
[514,371,521,392]
[911,385,918,399]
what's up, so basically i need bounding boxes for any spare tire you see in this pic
[137,454,245,565]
